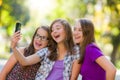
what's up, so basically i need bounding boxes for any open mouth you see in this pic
[36,42,42,47]
[54,35,60,39]
[75,36,81,40]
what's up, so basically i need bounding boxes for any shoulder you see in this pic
[36,47,49,57]
[86,43,104,61]
[38,47,49,52]
[86,43,101,52]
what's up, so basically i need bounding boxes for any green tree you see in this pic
[105,0,120,65]
[45,0,89,24]
[0,0,30,36]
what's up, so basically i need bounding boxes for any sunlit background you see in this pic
[0,0,120,69]
[26,0,56,25]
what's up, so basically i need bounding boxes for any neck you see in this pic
[57,43,67,60]
[57,43,67,54]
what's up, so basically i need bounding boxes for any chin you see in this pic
[55,40,60,43]
[35,47,42,51]
[74,40,80,44]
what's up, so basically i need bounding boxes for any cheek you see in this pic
[33,39,36,45]
[73,32,76,37]
[61,29,65,33]
[61,30,66,37]
[42,42,48,47]
[51,32,54,38]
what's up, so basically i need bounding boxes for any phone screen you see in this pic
[15,22,21,32]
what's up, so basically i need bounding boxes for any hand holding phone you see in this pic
[15,22,21,32]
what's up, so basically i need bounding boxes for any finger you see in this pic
[14,30,19,33]
[12,33,21,39]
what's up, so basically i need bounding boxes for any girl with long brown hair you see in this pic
[72,18,116,80]
[0,26,50,80]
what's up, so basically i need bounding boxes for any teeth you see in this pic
[75,37,80,39]
[36,42,42,47]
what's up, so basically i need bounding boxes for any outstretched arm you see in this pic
[10,31,40,66]
[96,56,116,80]
[12,47,40,66]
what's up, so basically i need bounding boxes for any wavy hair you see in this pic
[48,19,75,61]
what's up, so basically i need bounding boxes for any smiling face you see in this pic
[33,28,49,51]
[51,22,66,44]
[73,21,84,45]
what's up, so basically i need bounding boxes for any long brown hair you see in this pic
[24,25,50,56]
[48,18,75,61]
[78,19,95,63]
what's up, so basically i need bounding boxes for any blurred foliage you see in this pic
[0,0,120,67]
[102,0,120,64]
[0,53,10,59]
[46,0,90,24]
[0,0,30,36]
[116,60,120,69]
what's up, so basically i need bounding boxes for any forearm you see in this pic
[0,54,17,80]
[0,72,7,80]
[70,76,78,80]
[12,47,28,66]
[105,60,117,80]
[12,47,40,66]
[96,56,117,80]
[106,69,116,80]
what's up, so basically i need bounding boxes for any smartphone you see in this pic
[15,22,21,32]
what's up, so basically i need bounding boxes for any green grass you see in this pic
[0,53,11,59]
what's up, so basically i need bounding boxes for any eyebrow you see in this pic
[56,24,61,27]
[52,24,62,30]
[36,33,47,37]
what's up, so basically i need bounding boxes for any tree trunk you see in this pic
[111,44,118,65]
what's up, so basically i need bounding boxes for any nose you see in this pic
[73,30,78,35]
[52,29,57,33]
[37,37,42,41]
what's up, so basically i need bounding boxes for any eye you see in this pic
[35,34,39,38]
[36,34,39,37]
[42,36,46,39]
[56,27,61,30]
[42,36,48,40]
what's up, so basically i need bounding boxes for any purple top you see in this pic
[80,43,105,80]
[46,60,64,80]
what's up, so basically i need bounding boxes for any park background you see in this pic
[0,0,120,79]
